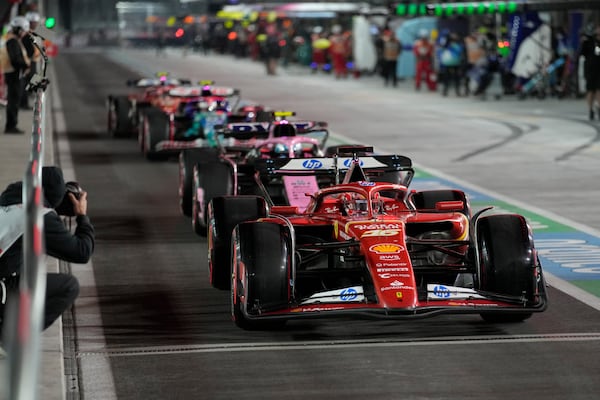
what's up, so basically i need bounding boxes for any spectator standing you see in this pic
[0,166,95,331]
[0,17,31,133]
[19,11,41,110]
[311,27,329,73]
[439,33,465,96]
[578,27,600,120]
[413,29,436,91]
[329,25,350,79]
[156,29,167,57]
[263,24,281,76]
[381,29,401,87]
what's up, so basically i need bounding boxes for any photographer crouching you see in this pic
[0,166,95,332]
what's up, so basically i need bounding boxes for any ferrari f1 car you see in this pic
[178,116,329,222]
[106,73,191,138]
[207,151,548,329]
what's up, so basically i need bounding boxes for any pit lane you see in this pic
[52,48,600,399]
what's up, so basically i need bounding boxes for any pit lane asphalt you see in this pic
[52,47,600,400]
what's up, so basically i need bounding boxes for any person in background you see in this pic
[0,166,95,332]
[413,29,436,91]
[329,24,350,79]
[0,17,31,133]
[19,11,41,110]
[381,29,401,87]
[439,32,465,97]
[263,24,282,76]
[578,26,600,120]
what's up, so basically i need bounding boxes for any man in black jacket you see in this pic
[0,166,95,330]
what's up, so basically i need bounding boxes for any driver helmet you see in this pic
[272,143,289,158]
[10,16,30,33]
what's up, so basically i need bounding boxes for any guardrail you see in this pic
[2,33,51,400]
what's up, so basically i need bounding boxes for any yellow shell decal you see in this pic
[369,243,404,254]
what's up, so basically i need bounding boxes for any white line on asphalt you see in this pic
[77,333,600,357]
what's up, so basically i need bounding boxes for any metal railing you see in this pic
[2,33,51,400]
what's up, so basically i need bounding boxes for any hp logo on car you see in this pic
[303,159,323,169]
[432,285,451,298]
[343,159,363,168]
[340,288,358,301]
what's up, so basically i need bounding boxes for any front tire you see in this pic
[232,222,291,330]
[476,214,542,323]
[208,196,268,290]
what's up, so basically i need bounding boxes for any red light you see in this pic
[175,28,184,38]
[279,39,286,47]
[228,31,238,41]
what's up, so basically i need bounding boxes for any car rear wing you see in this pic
[253,155,414,187]
[216,121,329,144]
[127,77,192,87]
[166,85,241,98]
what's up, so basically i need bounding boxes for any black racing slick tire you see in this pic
[476,214,541,323]
[232,222,291,330]
[192,160,233,236]
[107,95,133,138]
[143,109,169,161]
[179,148,219,217]
[207,196,268,290]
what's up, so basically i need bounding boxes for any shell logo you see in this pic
[369,243,404,254]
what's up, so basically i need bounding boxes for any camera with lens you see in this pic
[55,181,83,217]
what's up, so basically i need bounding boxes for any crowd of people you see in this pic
[171,19,560,100]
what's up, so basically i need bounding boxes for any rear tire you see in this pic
[179,148,219,217]
[143,109,170,161]
[107,95,133,137]
[207,196,268,290]
[192,160,233,236]
[232,222,290,330]
[477,214,539,323]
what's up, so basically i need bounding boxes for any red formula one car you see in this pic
[207,151,548,329]
[106,73,191,138]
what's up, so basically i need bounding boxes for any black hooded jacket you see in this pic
[0,167,95,279]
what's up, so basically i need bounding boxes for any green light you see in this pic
[408,3,418,16]
[487,3,496,13]
[419,4,427,15]
[456,4,465,14]
[507,1,518,13]
[466,4,475,15]
[396,4,407,16]
[435,5,443,16]
[477,4,486,14]
[497,2,507,13]
[45,17,56,29]
[445,5,454,16]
